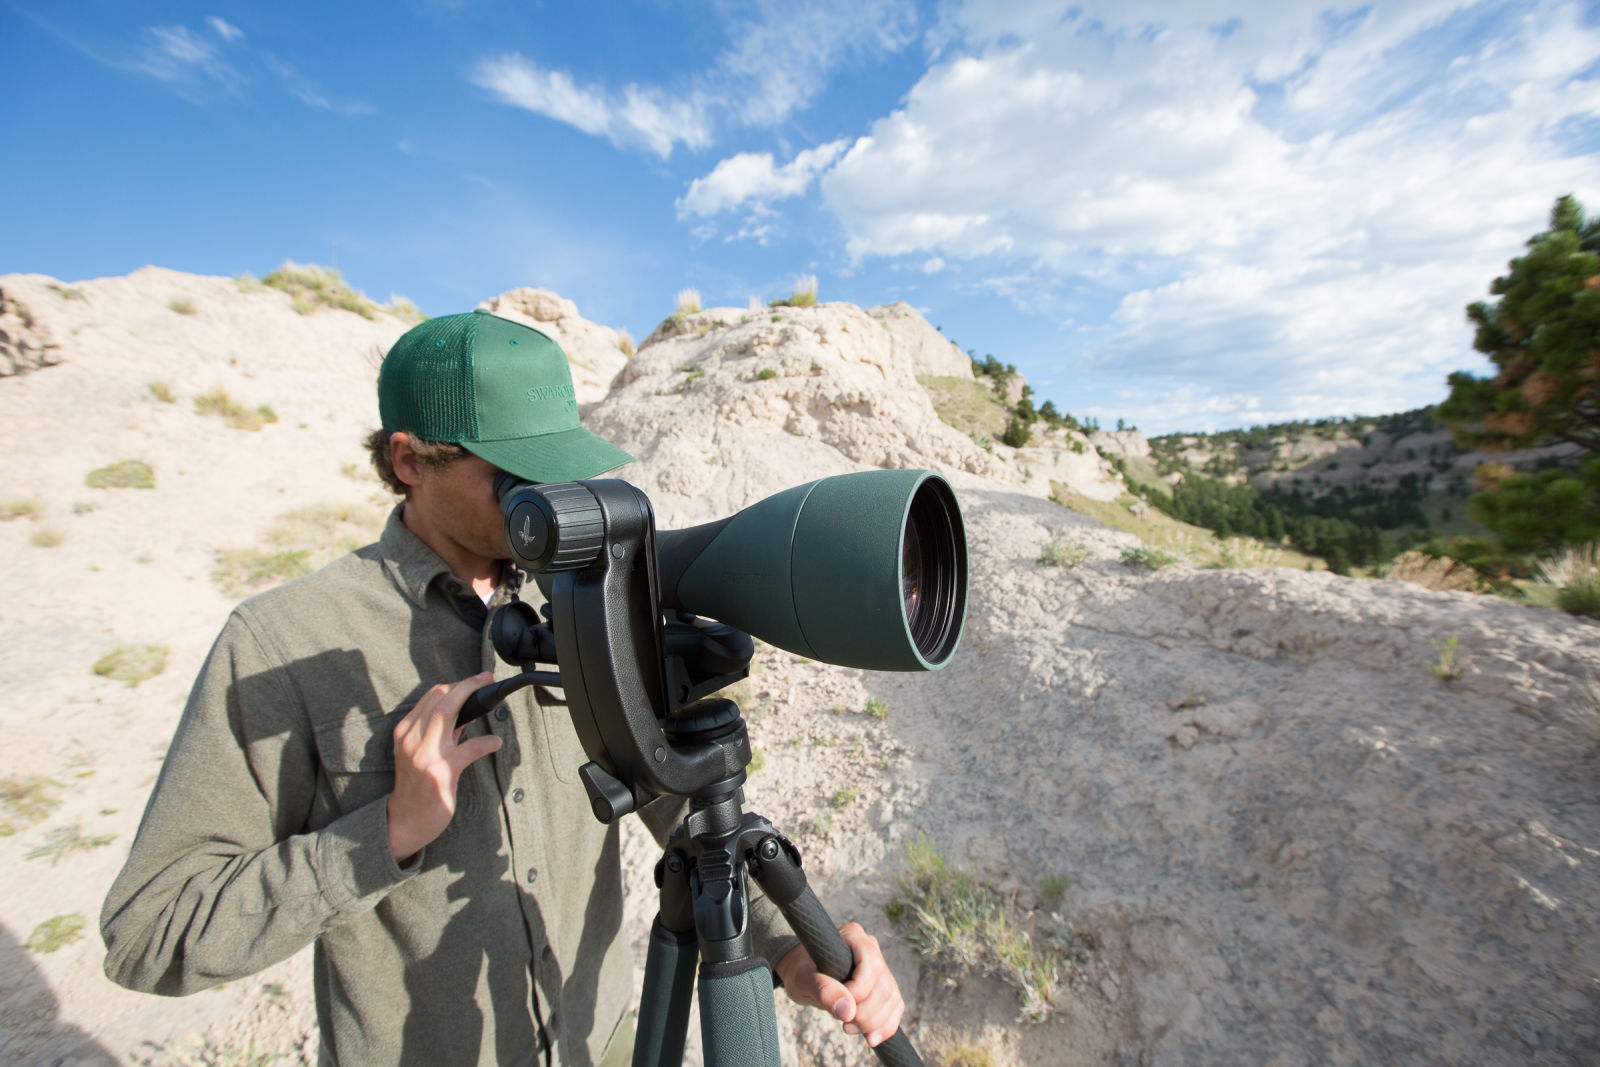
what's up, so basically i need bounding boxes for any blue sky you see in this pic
[4,0,1598,434]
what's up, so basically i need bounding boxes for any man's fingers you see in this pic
[420,672,494,748]
[447,733,503,774]
[812,975,855,1023]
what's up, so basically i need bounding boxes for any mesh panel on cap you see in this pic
[381,314,480,440]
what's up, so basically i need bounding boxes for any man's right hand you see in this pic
[386,671,504,862]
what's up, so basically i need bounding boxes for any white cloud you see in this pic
[677,140,849,217]
[137,24,241,88]
[207,16,243,42]
[471,54,709,158]
[817,0,1600,425]
[472,1,917,156]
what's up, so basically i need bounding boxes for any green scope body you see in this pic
[656,470,968,672]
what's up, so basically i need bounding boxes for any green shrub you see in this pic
[1121,546,1178,570]
[30,527,65,548]
[148,381,177,403]
[168,297,197,316]
[1002,416,1033,448]
[757,368,777,380]
[864,698,888,720]
[1037,539,1088,567]
[85,460,155,489]
[25,914,85,954]
[831,788,858,809]
[93,644,169,686]
[234,272,268,294]
[261,263,379,319]
[195,388,279,431]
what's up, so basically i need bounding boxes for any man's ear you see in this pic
[388,432,425,488]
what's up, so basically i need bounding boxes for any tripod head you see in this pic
[464,469,968,825]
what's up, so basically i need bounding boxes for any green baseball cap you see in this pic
[378,309,633,482]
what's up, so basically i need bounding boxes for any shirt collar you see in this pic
[378,504,524,610]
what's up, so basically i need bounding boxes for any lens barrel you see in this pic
[660,469,968,672]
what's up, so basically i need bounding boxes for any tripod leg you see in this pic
[635,918,697,1067]
[698,958,782,1067]
[752,837,926,1067]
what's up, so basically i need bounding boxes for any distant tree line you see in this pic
[1123,468,1432,574]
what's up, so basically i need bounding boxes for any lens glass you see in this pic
[900,480,967,666]
[902,520,924,630]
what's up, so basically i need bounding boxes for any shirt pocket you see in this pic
[313,706,405,816]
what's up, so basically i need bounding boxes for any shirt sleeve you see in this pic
[100,610,417,996]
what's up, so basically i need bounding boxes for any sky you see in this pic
[4,0,1598,435]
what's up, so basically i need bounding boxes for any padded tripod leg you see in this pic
[634,920,697,1067]
[698,958,782,1067]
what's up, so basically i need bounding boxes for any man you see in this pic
[101,310,905,1065]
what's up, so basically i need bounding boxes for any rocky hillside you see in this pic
[0,268,1596,1066]
[1150,410,1576,501]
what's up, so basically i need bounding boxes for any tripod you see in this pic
[632,697,921,1067]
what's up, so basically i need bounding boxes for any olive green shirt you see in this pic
[101,508,797,1066]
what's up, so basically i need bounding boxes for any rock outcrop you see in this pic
[0,286,60,376]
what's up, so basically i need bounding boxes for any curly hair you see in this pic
[363,429,472,495]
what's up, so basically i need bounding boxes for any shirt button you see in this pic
[511,788,525,803]
[494,706,508,721]
[527,867,538,884]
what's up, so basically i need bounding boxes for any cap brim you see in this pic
[463,427,634,483]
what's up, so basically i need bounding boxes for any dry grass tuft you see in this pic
[675,289,702,315]
[1,776,63,836]
[617,329,636,357]
[93,644,169,686]
[1,497,44,521]
[27,824,117,865]
[195,387,279,431]
[1535,542,1600,619]
[168,297,198,316]
[25,914,86,954]
[262,262,379,319]
[383,296,426,324]
[887,833,1087,1021]
[85,459,155,489]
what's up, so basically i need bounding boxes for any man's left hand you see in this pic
[773,922,905,1048]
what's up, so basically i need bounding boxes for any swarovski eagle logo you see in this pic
[518,513,537,547]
